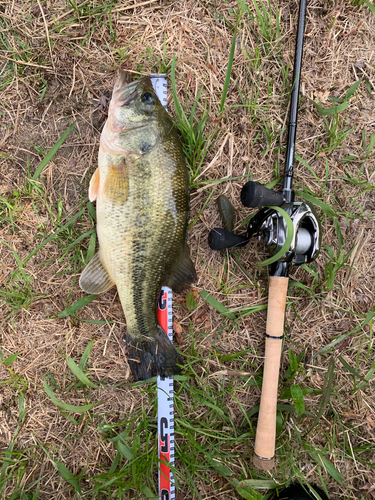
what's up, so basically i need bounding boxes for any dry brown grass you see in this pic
[1,0,375,499]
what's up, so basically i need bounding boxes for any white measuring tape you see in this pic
[151,74,175,500]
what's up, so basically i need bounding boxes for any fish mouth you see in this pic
[113,73,151,106]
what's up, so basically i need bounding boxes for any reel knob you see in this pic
[241,181,285,208]
[208,228,249,250]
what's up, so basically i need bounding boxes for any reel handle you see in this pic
[241,181,284,208]
[253,276,289,470]
[208,228,249,250]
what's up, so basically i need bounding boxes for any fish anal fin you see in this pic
[165,244,197,293]
[89,168,100,202]
[79,251,115,294]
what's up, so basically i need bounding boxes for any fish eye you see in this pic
[141,92,155,104]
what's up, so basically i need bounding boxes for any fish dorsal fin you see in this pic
[79,251,115,294]
[165,244,197,293]
[89,168,100,202]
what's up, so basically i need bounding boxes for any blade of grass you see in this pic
[23,208,85,265]
[79,339,95,370]
[219,14,239,114]
[236,479,280,489]
[55,461,82,496]
[307,449,344,484]
[32,121,76,180]
[43,379,101,413]
[67,357,99,389]
[356,361,375,392]
[57,294,96,318]
[311,99,348,116]
[344,78,362,100]
[364,0,375,16]
[290,384,305,415]
[295,154,322,188]
[200,290,236,320]
[311,310,375,359]
[338,355,369,384]
[309,356,335,429]
[295,190,336,217]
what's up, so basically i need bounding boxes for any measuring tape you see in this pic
[151,74,175,500]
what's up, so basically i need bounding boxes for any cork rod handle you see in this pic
[253,276,289,470]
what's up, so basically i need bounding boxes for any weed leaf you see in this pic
[288,349,298,372]
[67,357,99,389]
[208,458,232,477]
[55,461,82,495]
[344,78,362,100]
[79,339,95,370]
[44,379,101,413]
[32,122,76,180]
[3,353,18,366]
[236,485,263,500]
[236,479,279,489]
[310,356,335,428]
[311,99,348,116]
[23,208,85,265]
[220,18,238,113]
[186,291,198,311]
[200,290,236,319]
[290,384,305,414]
[57,294,96,318]
[116,441,134,460]
[295,190,335,217]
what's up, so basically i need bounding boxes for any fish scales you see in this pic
[80,73,196,381]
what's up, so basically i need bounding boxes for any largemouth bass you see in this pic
[80,73,196,381]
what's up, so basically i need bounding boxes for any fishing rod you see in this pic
[151,74,176,499]
[208,0,321,470]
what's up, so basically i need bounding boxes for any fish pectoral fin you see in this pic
[89,168,100,202]
[103,160,129,204]
[79,251,115,294]
[165,244,197,293]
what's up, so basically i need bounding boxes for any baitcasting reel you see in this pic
[208,181,321,271]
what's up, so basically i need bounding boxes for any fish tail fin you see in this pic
[126,326,183,381]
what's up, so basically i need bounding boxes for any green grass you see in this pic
[238,0,281,56]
